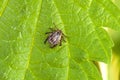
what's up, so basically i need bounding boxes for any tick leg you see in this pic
[63,33,67,38]
[44,37,49,44]
[50,44,57,48]
[59,41,62,46]
[63,38,66,42]
[62,36,66,42]
[53,23,57,29]
[59,39,62,46]
[49,28,55,31]
[45,32,52,34]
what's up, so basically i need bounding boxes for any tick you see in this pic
[44,24,66,48]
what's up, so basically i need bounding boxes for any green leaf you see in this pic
[112,0,120,9]
[0,0,119,80]
[89,0,120,31]
[0,0,8,16]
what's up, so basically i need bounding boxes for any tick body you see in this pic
[44,27,66,48]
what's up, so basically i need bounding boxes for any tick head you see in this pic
[56,30,62,35]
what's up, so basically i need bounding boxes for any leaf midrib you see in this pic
[53,1,71,80]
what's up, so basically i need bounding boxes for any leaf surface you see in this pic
[0,0,8,16]
[0,0,120,80]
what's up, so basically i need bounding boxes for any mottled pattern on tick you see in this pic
[44,26,66,48]
[48,31,62,45]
